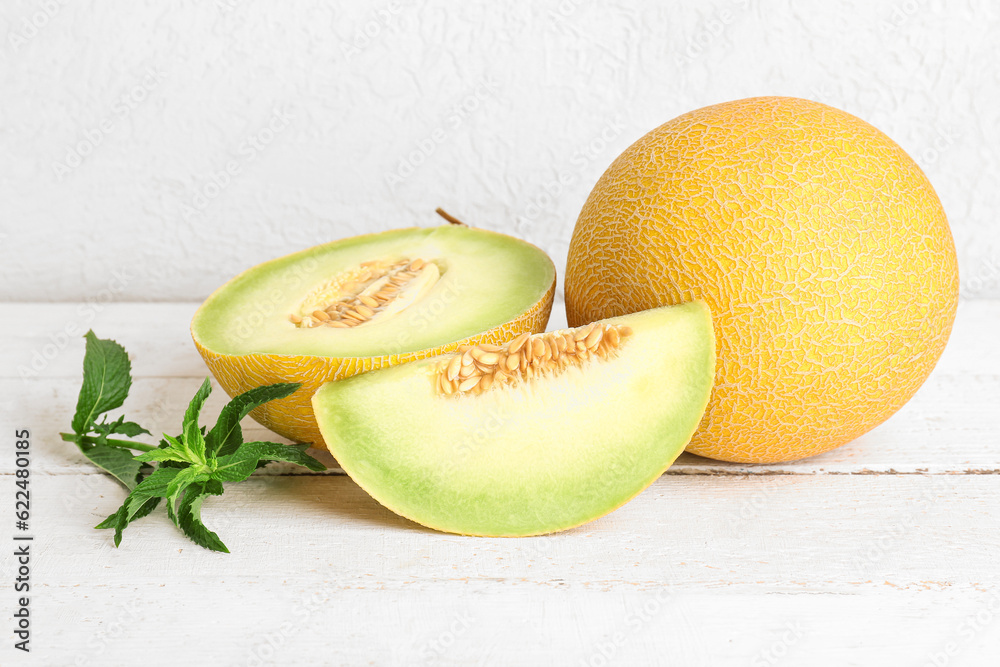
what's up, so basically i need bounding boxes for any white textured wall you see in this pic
[1,0,998,304]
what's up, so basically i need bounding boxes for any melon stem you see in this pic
[435,208,468,226]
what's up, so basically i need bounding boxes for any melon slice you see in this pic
[313,302,714,536]
[191,224,555,449]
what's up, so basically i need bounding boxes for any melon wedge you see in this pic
[313,301,714,536]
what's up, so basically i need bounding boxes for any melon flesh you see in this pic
[312,302,714,537]
[193,225,555,358]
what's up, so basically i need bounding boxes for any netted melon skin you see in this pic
[566,96,959,463]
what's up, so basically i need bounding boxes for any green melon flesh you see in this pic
[191,225,555,358]
[312,302,715,536]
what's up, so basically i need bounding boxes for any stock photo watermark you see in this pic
[579,588,675,667]
[73,596,145,665]
[51,66,168,181]
[339,0,404,61]
[846,474,952,576]
[6,0,66,53]
[925,590,1000,666]
[229,255,320,342]
[12,428,32,653]
[516,115,626,238]
[179,107,294,220]
[914,123,961,170]
[959,252,1000,301]
[16,267,137,382]
[419,611,476,662]
[384,75,502,188]
[750,621,805,667]
[878,0,927,34]
[676,0,755,67]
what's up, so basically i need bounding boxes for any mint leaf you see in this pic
[206,383,301,458]
[134,434,198,465]
[133,449,191,464]
[96,496,161,546]
[92,416,151,449]
[65,333,153,496]
[72,331,133,434]
[97,467,180,547]
[180,378,212,464]
[165,465,212,518]
[124,467,181,520]
[83,444,145,490]
[98,416,151,438]
[209,452,258,483]
[176,480,228,553]
[214,441,326,482]
[95,506,124,531]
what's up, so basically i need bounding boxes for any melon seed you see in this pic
[434,323,633,397]
[290,258,436,329]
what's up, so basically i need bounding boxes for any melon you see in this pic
[565,97,959,463]
[312,302,715,536]
[192,224,556,449]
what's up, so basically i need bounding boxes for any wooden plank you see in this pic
[3,300,998,476]
[3,473,998,665]
[0,302,204,380]
[21,582,1000,666]
[5,368,998,476]
[17,473,1000,590]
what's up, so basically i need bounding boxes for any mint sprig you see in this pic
[60,332,154,489]
[63,331,326,553]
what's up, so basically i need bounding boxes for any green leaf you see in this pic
[92,417,152,449]
[134,446,196,465]
[129,491,162,522]
[160,433,186,450]
[103,417,151,438]
[97,467,180,547]
[153,434,191,469]
[179,378,212,464]
[96,496,162,546]
[124,467,181,520]
[206,383,301,458]
[95,506,123,531]
[252,442,327,471]
[213,441,326,482]
[165,466,213,524]
[72,332,133,435]
[176,480,229,553]
[83,444,145,490]
[139,432,204,467]
[210,452,259,483]
[96,505,128,545]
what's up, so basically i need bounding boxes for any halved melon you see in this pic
[192,224,556,449]
[313,302,714,536]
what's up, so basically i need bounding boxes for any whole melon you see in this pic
[565,96,959,463]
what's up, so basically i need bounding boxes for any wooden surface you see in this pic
[2,301,999,666]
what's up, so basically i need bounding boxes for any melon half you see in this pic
[313,302,715,536]
[192,225,556,449]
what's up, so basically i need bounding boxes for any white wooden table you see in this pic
[2,301,998,666]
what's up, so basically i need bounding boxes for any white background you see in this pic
[2,4,1000,666]
[1,0,998,307]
